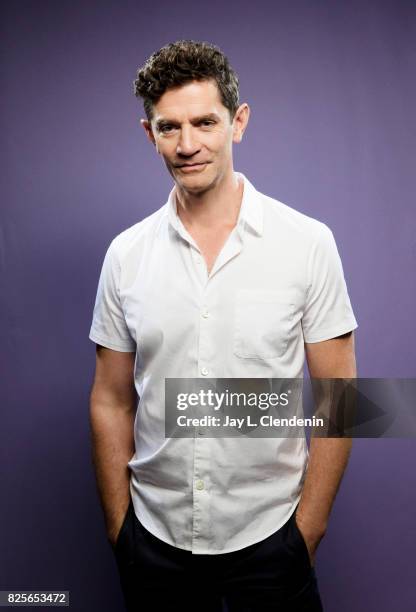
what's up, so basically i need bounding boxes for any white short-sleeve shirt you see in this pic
[89,171,358,554]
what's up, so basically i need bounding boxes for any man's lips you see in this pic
[176,162,209,168]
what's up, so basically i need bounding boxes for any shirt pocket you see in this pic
[233,289,295,359]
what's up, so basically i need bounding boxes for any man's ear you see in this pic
[140,118,157,149]
[232,103,250,144]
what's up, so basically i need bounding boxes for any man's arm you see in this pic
[296,330,357,566]
[89,345,137,547]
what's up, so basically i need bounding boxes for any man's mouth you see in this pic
[175,162,210,173]
[176,162,209,168]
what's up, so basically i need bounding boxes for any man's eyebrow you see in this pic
[155,113,221,129]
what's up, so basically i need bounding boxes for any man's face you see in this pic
[141,79,248,194]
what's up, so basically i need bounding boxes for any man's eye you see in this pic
[161,125,174,133]
[200,120,214,127]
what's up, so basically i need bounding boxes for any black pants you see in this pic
[113,499,324,611]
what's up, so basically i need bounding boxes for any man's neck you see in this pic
[174,170,244,232]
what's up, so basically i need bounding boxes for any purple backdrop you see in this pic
[1,0,415,610]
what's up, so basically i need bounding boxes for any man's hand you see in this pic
[295,509,327,567]
[107,498,131,548]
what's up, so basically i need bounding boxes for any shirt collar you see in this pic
[166,171,263,238]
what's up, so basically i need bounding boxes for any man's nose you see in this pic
[176,126,200,156]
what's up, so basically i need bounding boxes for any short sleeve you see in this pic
[88,239,136,352]
[301,224,358,343]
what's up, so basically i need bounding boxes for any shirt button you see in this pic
[201,367,209,376]
[201,309,209,318]
[195,480,205,490]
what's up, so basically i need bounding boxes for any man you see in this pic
[89,40,358,611]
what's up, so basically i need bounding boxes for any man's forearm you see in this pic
[89,399,136,541]
[299,332,357,558]
[296,436,352,541]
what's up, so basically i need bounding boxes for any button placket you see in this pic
[192,434,211,552]
[190,226,244,552]
[192,268,215,552]
[198,293,211,379]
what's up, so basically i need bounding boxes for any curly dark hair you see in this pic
[133,40,240,122]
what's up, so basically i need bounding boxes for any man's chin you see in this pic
[173,169,214,191]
